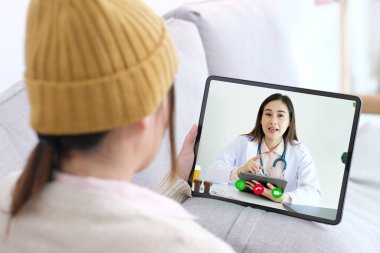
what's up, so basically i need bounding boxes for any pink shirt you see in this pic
[230,138,291,203]
[230,138,285,181]
[259,138,285,178]
[54,172,197,220]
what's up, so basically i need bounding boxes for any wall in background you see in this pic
[0,0,29,94]
[0,0,346,95]
[349,0,380,93]
[283,1,340,92]
[0,0,193,94]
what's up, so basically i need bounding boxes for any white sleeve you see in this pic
[286,145,322,205]
[203,137,243,184]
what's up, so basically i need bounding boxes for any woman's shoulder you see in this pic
[288,141,311,155]
[219,135,254,154]
[226,135,257,150]
[234,135,256,144]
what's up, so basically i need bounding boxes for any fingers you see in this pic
[248,160,263,174]
[180,124,198,153]
[246,181,254,186]
[245,181,254,190]
[185,124,198,144]
[250,154,262,162]
[190,124,198,140]
[252,180,272,190]
[246,167,258,174]
[251,180,259,185]
[241,157,263,174]
[250,151,269,162]
[246,167,260,174]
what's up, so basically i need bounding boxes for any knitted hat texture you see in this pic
[24,0,178,135]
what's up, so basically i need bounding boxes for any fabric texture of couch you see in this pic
[0,82,36,179]
[165,0,299,86]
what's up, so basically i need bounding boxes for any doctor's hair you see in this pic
[9,87,177,219]
[245,93,298,145]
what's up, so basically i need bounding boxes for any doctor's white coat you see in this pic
[204,136,322,205]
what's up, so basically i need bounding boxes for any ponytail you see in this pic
[168,86,177,180]
[9,130,106,217]
[10,140,56,217]
[9,87,176,217]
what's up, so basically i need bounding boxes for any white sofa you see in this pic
[1,0,379,252]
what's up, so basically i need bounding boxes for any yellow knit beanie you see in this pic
[24,0,178,135]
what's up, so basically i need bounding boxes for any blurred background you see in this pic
[1,0,379,95]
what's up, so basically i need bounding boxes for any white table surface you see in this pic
[208,183,286,210]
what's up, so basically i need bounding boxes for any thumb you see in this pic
[181,124,198,152]
[186,124,198,143]
[251,150,270,162]
[251,154,262,162]
[266,183,275,190]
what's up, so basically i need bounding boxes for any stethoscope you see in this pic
[257,139,287,177]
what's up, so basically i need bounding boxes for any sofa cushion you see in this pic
[182,119,380,252]
[345,121,380,229]
[166,0,299,86]
[0,82,37,179]
[133,19,209,188]
[183,197,379,252]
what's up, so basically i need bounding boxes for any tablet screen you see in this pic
[190,76,361,224]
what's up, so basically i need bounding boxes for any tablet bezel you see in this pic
[188,75,362,225]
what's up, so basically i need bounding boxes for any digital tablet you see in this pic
[239,172,287,192]
[189,76,361,225]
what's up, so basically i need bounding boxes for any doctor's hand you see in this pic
[246,180,283,203]
[237,154,264,176]
[176,124,198,181]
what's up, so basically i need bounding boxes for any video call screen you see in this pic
[191,77,360,224]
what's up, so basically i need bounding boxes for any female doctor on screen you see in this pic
[206,93,321,205]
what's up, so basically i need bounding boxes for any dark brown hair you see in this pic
[10,86,177,218]
[245,93,298,145]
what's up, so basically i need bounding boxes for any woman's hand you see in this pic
[176,124,198,181]
[237,155,263,176]
[246,180,283,203]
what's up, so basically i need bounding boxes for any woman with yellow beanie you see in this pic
[0,0,234,252]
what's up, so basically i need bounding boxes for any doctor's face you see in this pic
[261,100,290,143]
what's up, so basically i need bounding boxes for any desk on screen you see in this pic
[208,183,286,211]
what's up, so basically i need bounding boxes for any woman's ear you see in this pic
[136,115,152,131]
[127,116,150,134]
